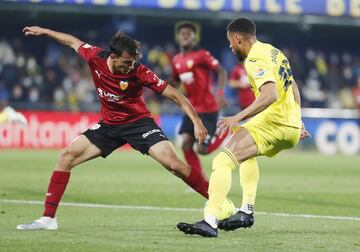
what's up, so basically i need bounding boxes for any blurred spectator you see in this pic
[1,33,360,112]
[302,69,327,108]
[352,76,360,110]
[228,63,255,110]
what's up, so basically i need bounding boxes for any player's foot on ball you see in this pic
[218,210,254,231]
[17,217,58,230]
[177,220,218,238]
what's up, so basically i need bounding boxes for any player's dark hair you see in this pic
[176,21,197,34]
[227,18,256,36]
[109,32,141,59]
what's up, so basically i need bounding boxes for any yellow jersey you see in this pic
[244,41,301,128]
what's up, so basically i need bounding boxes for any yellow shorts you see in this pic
[241,117,301,157]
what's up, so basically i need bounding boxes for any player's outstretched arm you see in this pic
[161,85,208,143]
[23,26,84,52]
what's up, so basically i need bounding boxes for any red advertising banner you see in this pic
[0,111,100,148]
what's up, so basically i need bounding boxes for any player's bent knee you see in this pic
[181,141,193,150]
[196,145,209,155]
[169,160,189,178]
[58,147,78,170]
[212,151,238,171]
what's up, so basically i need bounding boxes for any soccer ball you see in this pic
[205,198,237,220]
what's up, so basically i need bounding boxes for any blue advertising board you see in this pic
[3,0,360,17]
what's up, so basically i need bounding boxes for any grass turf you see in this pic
[0,149,359,252]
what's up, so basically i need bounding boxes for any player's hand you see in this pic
[217,116,239,138]
[194,121,208,144]
[23,26,47,36]
[300,122,311,140]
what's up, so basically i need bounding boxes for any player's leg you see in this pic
[239,157,259,214]
[17,135,102,230]
[177,128,258,237]
[219,124,300,231]
[181,132,203,171]
[41,135,102,218]
[196,112,226,155]
[204,128,257,223]
[121,117,209,199]
[217,157,258,231]
[17,123,121,230]
[179,115,204,174]
[149,140,209,198]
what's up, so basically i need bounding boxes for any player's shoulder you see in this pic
[196,48,212,56]
[246,42,277,66]
[134,63,156,77]
[250,42,273,58]
[172,53,182,63]
[79,43,104,53]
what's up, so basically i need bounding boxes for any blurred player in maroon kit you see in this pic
[17,26,209,230]
[229,63,255,109]
[172,22,228,179]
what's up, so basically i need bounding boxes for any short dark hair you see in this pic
[227,18,256,36]
[109,32,141,59]
[176,21,197,34]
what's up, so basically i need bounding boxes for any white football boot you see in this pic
[3,106,27,125]
[17,217,58,230]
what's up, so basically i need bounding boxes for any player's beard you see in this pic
[234,49,246,62]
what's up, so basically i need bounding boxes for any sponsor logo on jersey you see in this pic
[179,72,194,84]
[255,68,267,78]
[249,59,257,62]
[142,129,161,138]
[95,69,102,79]
[119,81,128,91]
[157,79,165,87]
[97,88,121,102]
[186,60,194,69]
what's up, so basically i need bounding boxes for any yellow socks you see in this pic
[239,157,259,213]
[204,148,239,221]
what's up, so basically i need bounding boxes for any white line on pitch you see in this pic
[1,199,360,222]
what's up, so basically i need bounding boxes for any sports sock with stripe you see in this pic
[43,170,70,218]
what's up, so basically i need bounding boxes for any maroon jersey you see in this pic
[229,64,255,109]
[78,43,167,125]
[172,49,220,113]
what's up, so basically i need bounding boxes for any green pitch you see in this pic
[0,149,359,252]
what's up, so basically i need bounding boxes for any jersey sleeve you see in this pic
[229,66,241,81]
[77,43,102,62]
[137,65,168,94]
[245,59,276,91]
[199,50,220,71]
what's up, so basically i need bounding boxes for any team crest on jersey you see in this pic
[119,81,128,91]
[186,60,194,69]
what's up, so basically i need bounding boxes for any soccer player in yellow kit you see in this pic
[177,17,310,237]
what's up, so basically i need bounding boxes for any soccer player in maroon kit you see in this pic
[172,22,228,179]
[17,26,209,230]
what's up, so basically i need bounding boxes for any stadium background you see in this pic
[0,1,359,251]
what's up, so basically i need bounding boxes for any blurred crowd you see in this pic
[1,37,360,114]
